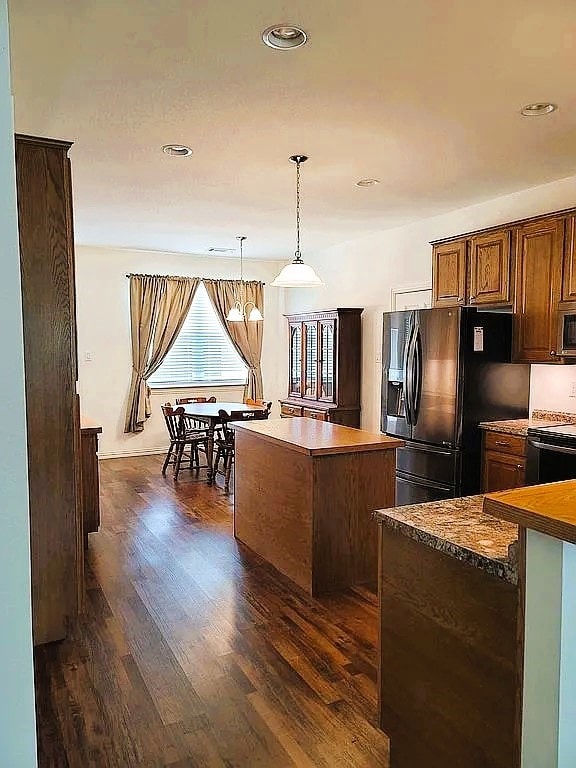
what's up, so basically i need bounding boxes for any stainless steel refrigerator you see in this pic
[381,307,530,505]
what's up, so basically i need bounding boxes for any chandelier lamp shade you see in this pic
[271,155,324,288]
[226,236,264,322]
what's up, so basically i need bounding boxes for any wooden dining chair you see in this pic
[161,404,209,480]
[214,407,269,493]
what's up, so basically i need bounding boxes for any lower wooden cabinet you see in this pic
[279,400,360,427]
[482,431,526,492]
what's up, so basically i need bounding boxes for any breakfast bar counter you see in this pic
[233,417,402,595]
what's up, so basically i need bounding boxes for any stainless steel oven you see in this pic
[526,424,576,484]
[557,309,576,358]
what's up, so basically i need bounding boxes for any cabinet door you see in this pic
[319,320,336,402]
[514,217,564,362]
[483,450,526,492]
[561,215,576,303]
[303,321,318,398]
[432,240,467,307]
[469,229,511,305]
[288,323,302,397]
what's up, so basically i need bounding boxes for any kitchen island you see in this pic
[375,495,520,768]
[233,417,402,595]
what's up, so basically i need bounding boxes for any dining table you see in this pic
[180,401,268,484]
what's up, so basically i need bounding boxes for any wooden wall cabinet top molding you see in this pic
[281,308,363,428]
[469,228,512,306]
[432,239,467,307]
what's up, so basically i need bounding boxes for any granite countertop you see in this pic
[374,495,519,584]
[478,418,562,436]
[479,410,576,437]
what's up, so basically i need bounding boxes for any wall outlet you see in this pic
[570,382,576,398]
[84,351,92,362]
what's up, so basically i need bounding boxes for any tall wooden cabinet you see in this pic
[16,134,82,645]
[280,308,363,427]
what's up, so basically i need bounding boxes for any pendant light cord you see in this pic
[295,159,302,263]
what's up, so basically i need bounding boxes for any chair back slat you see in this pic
[175,396,217,404]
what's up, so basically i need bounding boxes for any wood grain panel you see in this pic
[484,431,526,456]
[234,430,313,592]
[432,240,467,307]
[482,450,526,493]
[514,216,564,362]
[378,524,519,768]
[469,228,511,305]
[16,135,81,644]
[561,214,576,303]
[484,480,576,543]
[313,451,395,593]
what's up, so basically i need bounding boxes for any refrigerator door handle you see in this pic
[403,320,415,426]
[412,324,423,423]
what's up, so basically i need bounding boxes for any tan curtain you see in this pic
[124,275,200,433]
[203,279,264,400]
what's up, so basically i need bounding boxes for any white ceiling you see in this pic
[8,0,576,259]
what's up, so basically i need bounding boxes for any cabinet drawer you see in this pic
[303,408,328,421]
[280,404,303,418]
[484,431,526,457]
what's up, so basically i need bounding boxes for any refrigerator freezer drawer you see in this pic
[396,442,460,487]
[396,471,455,506]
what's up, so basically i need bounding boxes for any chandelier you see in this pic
[226,236,263,322]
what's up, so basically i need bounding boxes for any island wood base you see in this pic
[233,420,399,595]
[378,524,520,768]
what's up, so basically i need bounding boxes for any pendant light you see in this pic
[226,236,264,322]
[271,155,324,288]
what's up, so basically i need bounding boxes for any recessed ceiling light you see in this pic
[162,144,193,157]
[356,178,381,187]
[520,103,557,117]
[262,24,308,50]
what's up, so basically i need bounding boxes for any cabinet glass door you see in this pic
[289,323,302,396]
[304,322,318,398]
[319,321,335,401]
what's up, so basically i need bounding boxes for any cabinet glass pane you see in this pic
[290,325,302,394]
[320,322,334,400]
[305,322,318,397]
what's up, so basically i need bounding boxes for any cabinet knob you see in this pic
[469,296,476,303]
[550,350,556,356]
[458,296,464,302]
[517,464,523,469]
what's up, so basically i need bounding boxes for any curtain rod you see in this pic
[125,273,265,284]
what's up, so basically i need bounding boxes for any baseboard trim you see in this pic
[99,446,168,459]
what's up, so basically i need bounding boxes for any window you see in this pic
[148,283,247,388]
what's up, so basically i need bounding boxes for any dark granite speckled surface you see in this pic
[479,418,566,436]
[374,495,519,584]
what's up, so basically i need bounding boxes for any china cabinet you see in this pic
[280,308,363,427]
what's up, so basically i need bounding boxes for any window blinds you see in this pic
[148,283,247,388]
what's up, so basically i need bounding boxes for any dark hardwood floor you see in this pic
[35,455,389,767]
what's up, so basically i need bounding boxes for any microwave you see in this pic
[558,309,576,357]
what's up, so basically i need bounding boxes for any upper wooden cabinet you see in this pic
[561,215,576,303]
[469,229,511,306]
[432,240,467,307]
[514,217,564,363]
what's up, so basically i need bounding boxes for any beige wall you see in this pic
[284,173,576,430]
[75,246,286,457]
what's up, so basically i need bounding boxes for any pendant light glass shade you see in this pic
[226,305,244,322]
[225,236,264,322]
[271,260,323,287]
[271,154,324,288]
